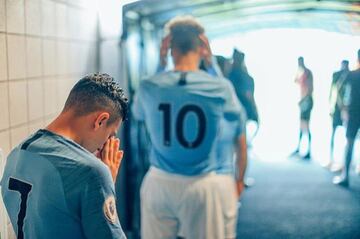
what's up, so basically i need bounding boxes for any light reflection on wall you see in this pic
[212,29,360,163]
[127,31,141,90]
[96,0,139,37]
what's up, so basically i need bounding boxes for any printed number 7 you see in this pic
[8,177,32,239]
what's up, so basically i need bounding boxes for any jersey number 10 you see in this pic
[158,103,206,148]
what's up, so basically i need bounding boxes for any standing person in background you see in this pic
[213,106,247,237]
[133,16,242,239]
[228,49,257,188]
[291,56,314,160]
[199,39,251,231]
[216,110,248,198]
[202,45,248,238]
[214,54,249,198]
[333,49,360,187]
[1,73,128,239]
[215,55,232,79]
[229,49,259,124]
[326,60,350,170]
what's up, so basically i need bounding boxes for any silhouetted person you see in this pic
[333,49,360,187]
[326,60,349,169]
[215,55,232,78]
[292,56,313,159]
[229,49,259,123]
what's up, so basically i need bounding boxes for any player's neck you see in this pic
[45,110,84,145]
[173,53,199,72]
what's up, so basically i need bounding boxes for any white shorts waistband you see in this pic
[148,166,216,181]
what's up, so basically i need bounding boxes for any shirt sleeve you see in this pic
[222,79,242,121]
[131,84,145,121]
[81,165,126,239]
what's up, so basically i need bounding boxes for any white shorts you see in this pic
[141,167,238,239]
[215,174,238,239]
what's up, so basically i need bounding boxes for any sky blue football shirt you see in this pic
[216,116,245,175]
[1,129,126,239]
[132,70,242,175]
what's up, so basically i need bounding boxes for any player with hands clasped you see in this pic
[97,136,124,182]
[1,73,128,239]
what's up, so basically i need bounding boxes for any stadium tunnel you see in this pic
[118,0,360,238]
[0,0,359,238]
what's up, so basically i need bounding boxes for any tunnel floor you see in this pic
[237,155,360,239]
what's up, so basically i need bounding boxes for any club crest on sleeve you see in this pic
[103,195,118,224]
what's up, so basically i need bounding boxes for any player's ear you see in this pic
[94,112,110,130]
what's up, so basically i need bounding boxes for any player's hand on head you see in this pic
[160,34,171,67]
[99,137,124,182]
[199,34,212,66]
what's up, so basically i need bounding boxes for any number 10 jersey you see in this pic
[132,71,242,176]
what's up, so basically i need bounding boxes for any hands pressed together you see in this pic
[96,137,124,182]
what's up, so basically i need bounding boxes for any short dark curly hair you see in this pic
[63,73,128,124]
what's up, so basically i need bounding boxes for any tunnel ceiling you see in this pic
[123,0,360,37]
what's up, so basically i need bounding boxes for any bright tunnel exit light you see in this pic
[88,0,140,37]
[212,28,360,163]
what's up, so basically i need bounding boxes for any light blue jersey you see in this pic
[132,70,242,175]
[1,129,126,239]
[215,76,247,175]
[216,117,245,175]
